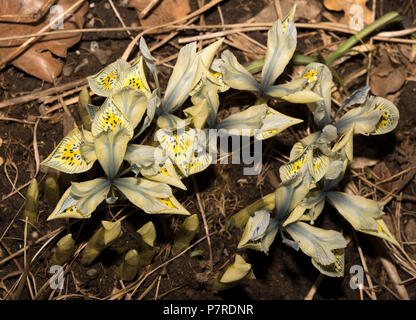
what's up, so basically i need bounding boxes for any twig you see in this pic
[378,27,416,37]
[379,255,410,299]
[121,0,224,60]
[273,0,283,20]
[0,226,65,267]
[33,119,40,176]
[366,0,376,86]
[353,231,377,300]
[140,0,161,18]
[304,274,324,300]
[12,217,31,300]
[137,276,158,300]
[376,167,416,185]
[396,193,403,241]
[178,27,270,43]
[157,285,183,299]
[0,240,23,271]
[0,116,36,125]
[154,275,162,300]
[0,79,87,109]
[149,17,199,52]
[0,21,414,44]
[192,175,213,272]
[108,0,133,39]
[106,231,217,300]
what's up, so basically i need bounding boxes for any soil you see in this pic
[0,0,416,301]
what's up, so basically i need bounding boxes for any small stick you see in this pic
[304,274,324,300]
[149,17,199,52]
[121,0,224,61]
[33,119,40,176]
[353,231,377,300]
[0,239,23,271]
[0,79,87,109]
[1,179,32,201]
[157,285,183,299]
[0,226,65,267]
[140,0,161,18]
[366,0,376,86]
[178,27,269,43]
[379,255,410,299]
[154,274,162,300]
[1,22,416,44]
[106,231,217,300]
[12,217,32,300]
[376,167,416,185]
[136,276,158,300]
[0,116,36,125]
[273,0,283,20]
[108,0,133,39]
[192,175,214,272]
[396,193,403,241]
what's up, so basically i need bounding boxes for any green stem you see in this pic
[245,58,264,74]
[245,54,318,74]
[255,96,269,105]
[325,11,402,66]
[292,54,319,65]
[328,65,350,97]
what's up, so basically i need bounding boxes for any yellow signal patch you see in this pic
[41,128,94,174]
[303,70,318,84]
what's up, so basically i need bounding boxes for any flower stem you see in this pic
[325,11,402,66]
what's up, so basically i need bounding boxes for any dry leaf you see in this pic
[350,157,378,169]
[371,68,406,97]
[0,0,88,82]
[129,0,190,33]
[323,0,373,30]
[227,34,264,60]
[370,49,406,97]
[373,161,393,192]
[404,218,416,243]
[0,0,54,23]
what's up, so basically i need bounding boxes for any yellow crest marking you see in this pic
[303,70,318,84]
[91,98,133,137]
[101,72,118,89]
[375,106,393,131]
[158,198,176,208]
[42,128,93,174]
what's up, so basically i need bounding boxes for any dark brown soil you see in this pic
[0,0,416,301]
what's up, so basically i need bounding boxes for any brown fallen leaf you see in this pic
[227,34,264,61]
[0,0,88,82]
[404,218,416,243]
[323,0,373,30]
[370,49,406,97]
[373,161,393,192]
[0,0,55,23]
[129,0,190,33]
